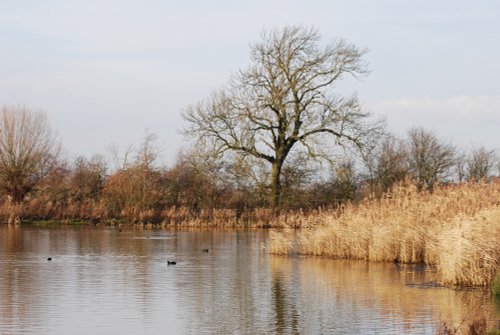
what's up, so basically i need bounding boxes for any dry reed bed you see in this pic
[144,207,324,227]
[0,198,322,228]
[0,197,108,223]
[269,181,500,287]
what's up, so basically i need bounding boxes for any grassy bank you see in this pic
[269,180,500,287]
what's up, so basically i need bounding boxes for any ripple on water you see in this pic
[0,226,498,334]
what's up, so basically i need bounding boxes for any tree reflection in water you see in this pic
[0,225,498,334]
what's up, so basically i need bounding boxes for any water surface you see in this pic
[0,225,498,334]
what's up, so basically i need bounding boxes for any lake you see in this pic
[0,225,498,334]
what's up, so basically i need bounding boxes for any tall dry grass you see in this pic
[269,180,500,287]
[156,207,323,227]
[0,196,108,223]
[0,197,323,228]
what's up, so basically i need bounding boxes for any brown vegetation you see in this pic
[269,180,500,287]
[0,106,60,202]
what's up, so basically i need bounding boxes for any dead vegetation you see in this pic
[269,180,500,287]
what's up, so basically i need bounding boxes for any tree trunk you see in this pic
[270,161,283,208]
[11,185,26,204]
[7,174,29,203]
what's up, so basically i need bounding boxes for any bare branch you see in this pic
[182,25,382,206]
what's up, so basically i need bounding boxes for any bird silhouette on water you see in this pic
[202,249,209,253]
[47,257,52,261]
[167,261,176,266]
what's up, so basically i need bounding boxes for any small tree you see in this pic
[405,127,456,190]
[279,153,315,208]
[71,155,107,202]
[332,161,358,204]
[0,106,61,202]
[102,132,166,216]
[465,146,497,182]
[364,135,408,194]
[165,147,233,210]
[183,26,382,207]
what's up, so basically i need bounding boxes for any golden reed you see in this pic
[269,180,500,287]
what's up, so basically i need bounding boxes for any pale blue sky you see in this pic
[0,0,499,163]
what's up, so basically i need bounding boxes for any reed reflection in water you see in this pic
[0,225,497,334]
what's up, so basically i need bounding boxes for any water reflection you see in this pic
[0,225,498,334]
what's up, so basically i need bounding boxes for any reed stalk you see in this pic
[269,180,500,287]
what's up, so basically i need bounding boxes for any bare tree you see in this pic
[135,131,161,170]
[71,154,107,202]
[0,106,61,202]
[465,146,497,182]
[108,142,134,172]
[103,132,166,214]
[331,160,358,205]
[405,127,456,190]
[364,135,409,194]
[183,26,382,207]
[455,151,467,182]
[164,147,231,210]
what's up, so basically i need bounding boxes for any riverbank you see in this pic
[3,180,499,288]
[0,206,322,228]
[269,180,500,288]
[3,225,497,334]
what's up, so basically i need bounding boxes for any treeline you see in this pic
[0,108,498,225]
[2,26,499,225]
